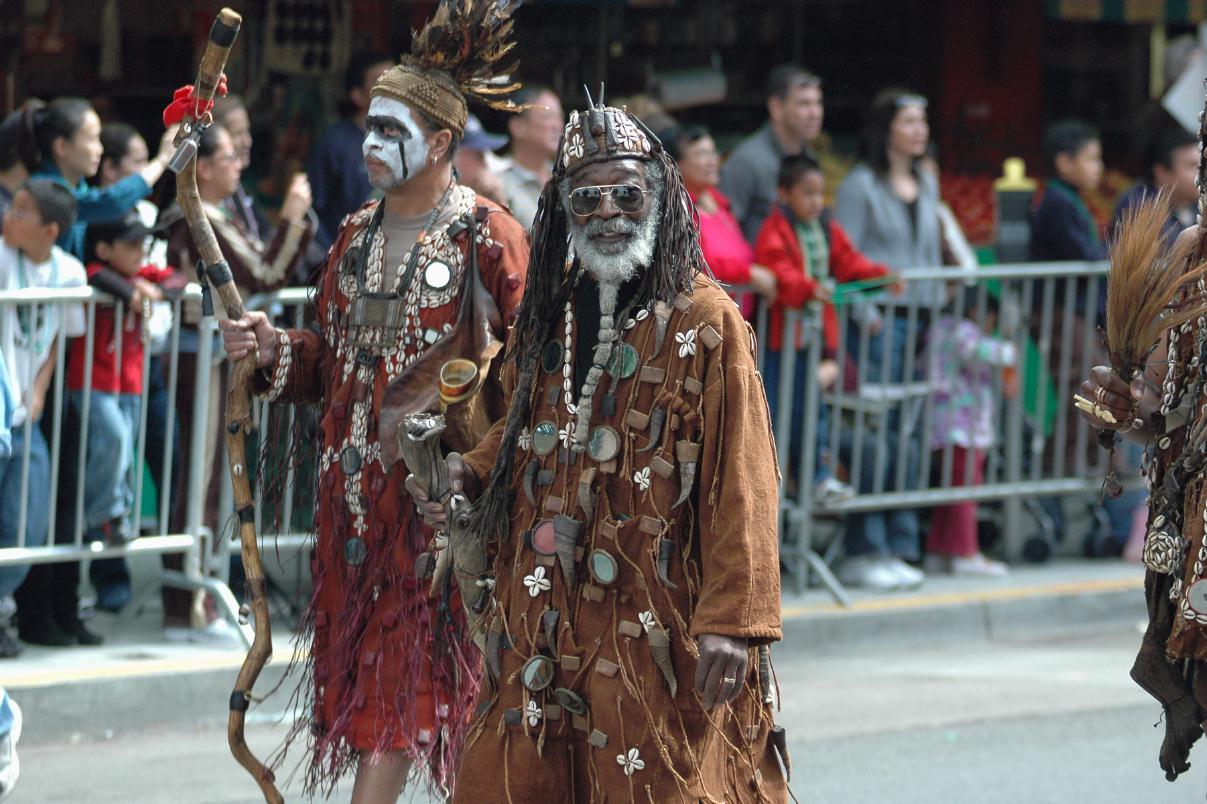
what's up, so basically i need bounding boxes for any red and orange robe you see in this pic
[255,185,527,790]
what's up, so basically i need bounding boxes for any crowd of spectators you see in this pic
[0,56,1187,657]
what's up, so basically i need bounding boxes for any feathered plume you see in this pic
[1198,76,1207,220]
[407,0,525,111]
[1105,190,1207,380]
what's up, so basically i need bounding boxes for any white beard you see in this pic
[568,194,660,287]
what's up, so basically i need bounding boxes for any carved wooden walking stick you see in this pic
[169,9,283,803]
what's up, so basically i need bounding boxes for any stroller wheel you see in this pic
[1022,535,1052,564]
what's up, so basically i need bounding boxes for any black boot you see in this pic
[59,618,103,646]
[17,613,74,647]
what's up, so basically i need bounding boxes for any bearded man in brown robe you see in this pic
[411,99,790,803]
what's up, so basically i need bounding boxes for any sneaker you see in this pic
[951,553,1009,577]
[0,698,21,800]
[0,630,19,660]
[838,556,901,591]
[165,618,243,645]
[814,477,856,506]
[884,557,926,590]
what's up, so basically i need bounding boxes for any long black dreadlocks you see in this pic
[469,123,708,541]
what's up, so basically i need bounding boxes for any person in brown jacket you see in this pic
[411,100,790,802]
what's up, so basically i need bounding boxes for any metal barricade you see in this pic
[0,285,251,646]
[2,261,1110,630]
[213,288,316,618]
[756,260,1114,602]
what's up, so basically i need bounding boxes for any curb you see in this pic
[781,577,1145,656]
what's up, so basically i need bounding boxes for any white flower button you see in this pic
[676,328,697,358]
[565,132,585,161]
[523,566,552,598]
[632,467,651,491]
[638,610,656,633]
[525,699,543,727]
[616,747,645,776]
[559,422,576,448]
[519,427,532,451]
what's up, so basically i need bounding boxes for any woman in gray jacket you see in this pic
[833,89,941,591]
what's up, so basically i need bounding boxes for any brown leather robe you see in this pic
[458,274,789,802]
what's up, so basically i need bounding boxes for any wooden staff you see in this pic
[172,9,283,803]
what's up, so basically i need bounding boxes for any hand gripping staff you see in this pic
[168,10,283,803]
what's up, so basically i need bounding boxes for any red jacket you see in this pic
[689,188,757,318]
[754,205,890,353]
[68,263,180,394]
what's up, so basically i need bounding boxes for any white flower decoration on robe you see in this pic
[676,328,698,358]
[616,747,645,776]
[523,566,552,598]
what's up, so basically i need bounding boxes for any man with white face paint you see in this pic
[218,1,529,799]
[408,98,790,803]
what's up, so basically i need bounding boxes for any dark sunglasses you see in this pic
[568,184,646,216]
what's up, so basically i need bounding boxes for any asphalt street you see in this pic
[12,626,1207,803]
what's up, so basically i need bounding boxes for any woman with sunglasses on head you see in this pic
[665,125,777,315]
[831,88,946,591]
[21,97,177,260]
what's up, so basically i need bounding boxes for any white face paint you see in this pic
[362,96,430,190]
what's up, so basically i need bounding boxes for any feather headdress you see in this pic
[1105,190,1207,381]
[373,0,525,134]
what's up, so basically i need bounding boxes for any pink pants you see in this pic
[926,446,986,558]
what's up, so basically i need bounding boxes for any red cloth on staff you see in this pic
[162,74,228,127]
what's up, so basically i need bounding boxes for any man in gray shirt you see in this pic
[500,85,564,229]
[721,65,823,243]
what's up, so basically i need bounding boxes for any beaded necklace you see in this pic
[559,267,651,450]
[346,181,456,352]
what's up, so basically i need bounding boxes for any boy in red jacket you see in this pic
[68,212,184,548]
[755,154,901,503]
